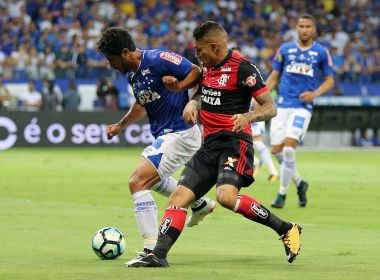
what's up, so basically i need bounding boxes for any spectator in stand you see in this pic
[96,77,119,111]
[39,46,56,80]
[10,43,29,79]
[25,47,40,80]
[73,44,88,78]
[0,76,11,109]
[331,46,345,82]
[41,79,62,111]
[20,80,42,111]
[55,44,74,79]
[62,80,80,110]
[0,0,379,83]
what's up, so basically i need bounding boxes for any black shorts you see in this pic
[178,132,255,199]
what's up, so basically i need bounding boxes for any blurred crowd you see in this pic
[0,0,379,83]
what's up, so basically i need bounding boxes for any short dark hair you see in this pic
[97,27,136,55]
[193,21,226,41]
[298,14,316,25]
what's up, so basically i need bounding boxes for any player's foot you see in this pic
[271,193,286,208]
[280,223,302,263]
[124,248,152,266]
[186,198,216,227]
[126,253,169,268]
[268,174,279,182]
[297,180,309,207]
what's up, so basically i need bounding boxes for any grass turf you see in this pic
[1,148,379,279]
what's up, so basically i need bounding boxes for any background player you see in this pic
[266,14,334,208]
[97,27,216,263]
[127,21,302,268]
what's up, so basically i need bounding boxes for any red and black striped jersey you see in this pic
[199,49,268,140]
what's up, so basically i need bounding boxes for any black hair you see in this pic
[193,21,227,41]
[97,27,136,55]
[298,14,316,25]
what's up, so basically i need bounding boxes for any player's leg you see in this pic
[271,109,312,208]
[129,126,214,257]
[214,147,301,263]
[149,126,215,226]
[269,109,288,207]
[126,184,196,268]
[251,122,262,177]
[253,134,279,181]
[128,157,161,254]
[126,151,218,267]
[272,148,304,189]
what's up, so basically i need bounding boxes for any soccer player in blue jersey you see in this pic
[266,14,334,208]
[97,27,216,264]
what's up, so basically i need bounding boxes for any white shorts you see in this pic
[142,125,202,180]
[251,121,265,137]
[270,108,312,145]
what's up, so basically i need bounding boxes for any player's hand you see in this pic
[300,91,317,103]
[231,113,249,132]
[106,123,123,140]
[162,76,181,92]
[183,103,198,124]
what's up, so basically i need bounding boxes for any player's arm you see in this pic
[106,102,146,139]
[162,64,202,92]
[232,90,277,133]
[247,91,277,122]
[299,75,334,103]
[300,47,335,103]
[265,69,281,92]
[183,86,201,124]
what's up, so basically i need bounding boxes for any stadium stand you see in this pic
[0,0,379,113]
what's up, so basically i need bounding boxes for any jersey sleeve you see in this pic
[272,47,284,72]
[237,60,268,97]
[320,47,334,77]
[157,51,192,81]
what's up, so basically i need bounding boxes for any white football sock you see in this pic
[274,151,301,186]
[152,176,178,197]
[132,190,158,251]
[254,140,278,176]
[254,154,261,167]
[279,147,296,195]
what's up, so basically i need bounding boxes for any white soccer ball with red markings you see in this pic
[92,227,126,260]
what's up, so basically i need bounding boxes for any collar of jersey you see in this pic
[213,49,233,70]
[296,41,315,51]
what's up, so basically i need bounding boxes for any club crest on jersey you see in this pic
[218,74,230,86]
[159,52,183,65]
[137,90,161,105]
[160,218,172,235]
[245,75,256,87]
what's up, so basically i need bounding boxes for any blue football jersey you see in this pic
[273,41,333,111]
[127,50,194,138]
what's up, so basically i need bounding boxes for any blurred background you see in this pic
[0,0,379,149]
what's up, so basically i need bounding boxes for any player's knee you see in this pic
[271,146,282,155]
[128,175,148,193]
[216,187,236,210]
[283,146,296,162]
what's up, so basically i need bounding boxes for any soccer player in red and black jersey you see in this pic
[126,21,302,268]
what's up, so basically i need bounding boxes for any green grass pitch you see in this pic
[1,148,379,279]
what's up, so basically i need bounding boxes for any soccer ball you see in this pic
[92,227,126,260]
